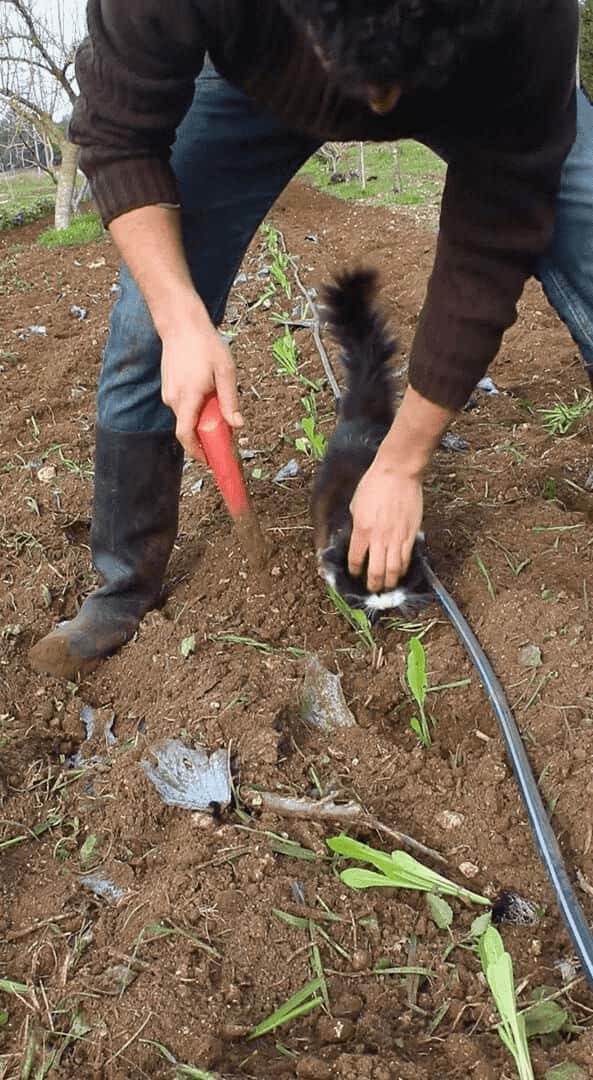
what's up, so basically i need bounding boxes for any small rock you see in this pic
[585,467,593,493]
[274,459,300,483]
[191,812,217,831]
[220,1021,251,1041]
[70,305,88,320]
[28,325,47,336]
[518,644,542,669]
[94,964,137,995]
[477,376,500,395]
[441,432,469,453]
[437,810,465,830]
[316,1016,355,1045]
[302,654,357,731]
[296,1057,332,1080]
[81,874,125,903]
[350,949,369,972]
[233,272,248,285]
[459,861,480,879]
[37,465,56,484]
[334,993,364,1020]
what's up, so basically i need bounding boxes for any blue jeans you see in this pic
[97,69,593,433]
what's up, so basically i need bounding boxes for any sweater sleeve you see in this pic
[70,1,207,226]
[409,9,578,410]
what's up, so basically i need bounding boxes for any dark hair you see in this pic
[278,0,509,92]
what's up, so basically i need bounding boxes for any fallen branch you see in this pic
[241,788,447,865]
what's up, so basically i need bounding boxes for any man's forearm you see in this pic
[109,205,211,337]
[377,385,454,475]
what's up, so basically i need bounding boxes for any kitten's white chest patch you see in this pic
[364,588,408,612]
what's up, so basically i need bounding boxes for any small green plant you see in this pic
[328,835,490,906]
[273,327,299,377]
[478,925,534,1080]
[406,636,432,747]
[295,393,327,459]
[248,977,324,1040]
[261,222,291,297]
[541,393,593,435]
[37,212,104,248]
[475,554,495,599]
[327,585,375,649]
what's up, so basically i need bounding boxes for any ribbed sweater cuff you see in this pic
[408,359,479,412]
[85,156,180,227]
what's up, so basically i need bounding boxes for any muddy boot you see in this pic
[29,425,183,680]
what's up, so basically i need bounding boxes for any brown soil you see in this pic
[1,185,592,1080]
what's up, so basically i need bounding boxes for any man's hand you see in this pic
[161,320,243,460]
[348,457,423,593]
[347,385,455,592]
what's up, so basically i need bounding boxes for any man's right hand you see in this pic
[160,318,244,461]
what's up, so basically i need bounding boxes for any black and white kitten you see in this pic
[312,268,433,619]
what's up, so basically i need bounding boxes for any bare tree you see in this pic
[0,0,83,229]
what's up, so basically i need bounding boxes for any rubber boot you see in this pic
[29,425,183,680]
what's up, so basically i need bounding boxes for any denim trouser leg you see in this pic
[96,64,318,432]
[536,89,593,381]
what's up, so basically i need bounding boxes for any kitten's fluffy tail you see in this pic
[322,268,396,428]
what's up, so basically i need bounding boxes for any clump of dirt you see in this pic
[1,182,592,1079]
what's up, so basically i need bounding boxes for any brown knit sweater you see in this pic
[70,0,578,410]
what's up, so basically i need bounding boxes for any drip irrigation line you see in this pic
[421,555,593,990]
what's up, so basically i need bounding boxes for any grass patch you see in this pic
[300,141,445,210]
[0,171,55,230]
[37,212,104,248]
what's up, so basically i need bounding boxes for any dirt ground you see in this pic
[1,181,593,1080]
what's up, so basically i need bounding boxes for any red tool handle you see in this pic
[196,394,249,519]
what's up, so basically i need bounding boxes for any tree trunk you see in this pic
[359,142,366,190]
[54,139,80,230]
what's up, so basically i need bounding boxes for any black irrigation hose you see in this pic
[421,554,593,990]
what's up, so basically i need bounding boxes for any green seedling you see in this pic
[180,634,196,659]
[475,554,495,599]
[406,636,432,747]
[295,393,327,459]
[0,979,29,995]
[327,835,490,906]
[544,1066,585,1080]
[266,832,320,861]
[248,977,324,1040]
[541,393,593,435]
[273,327,299,377]
[478,925,534,1080]
[79,833,99,867]
[261,223,292,297]
[427,893,454,931]
[327,586,375,649]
